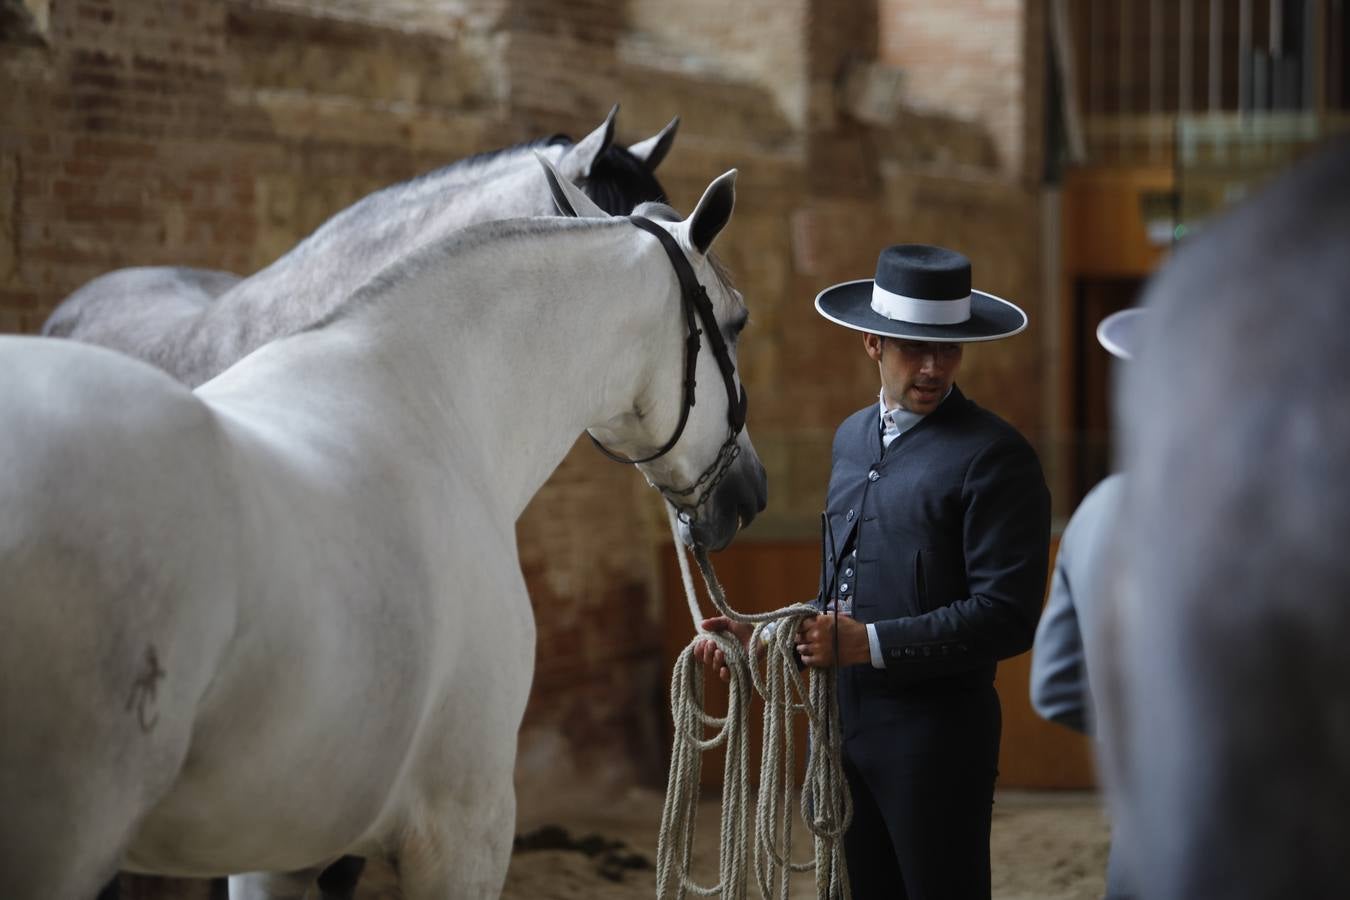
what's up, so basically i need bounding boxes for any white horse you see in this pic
[43,106,678,900]
[0,161,765,899]
[41,106,678,388]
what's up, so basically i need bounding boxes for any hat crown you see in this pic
[876,244,971,302]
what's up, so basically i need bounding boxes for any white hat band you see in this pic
[871,283,972,325]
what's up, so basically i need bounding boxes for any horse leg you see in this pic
[227,868,320,900]
[314,855,365,900]
[0,719,173,900]
[395,787,516,900]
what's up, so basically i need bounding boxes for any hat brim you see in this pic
[1096,308,1143,360]
[814,279,1027,342]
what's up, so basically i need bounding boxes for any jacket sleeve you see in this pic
[1030,540,1091,735]
[871,435,1051,683]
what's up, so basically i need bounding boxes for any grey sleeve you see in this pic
[1030,537,1092,735]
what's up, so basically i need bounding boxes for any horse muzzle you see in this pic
[679,439,767,552]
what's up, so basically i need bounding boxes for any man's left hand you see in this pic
[796,612,871,667]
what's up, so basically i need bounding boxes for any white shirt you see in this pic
[880,390,927,448]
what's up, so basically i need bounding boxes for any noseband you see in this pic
[588,215,749,518]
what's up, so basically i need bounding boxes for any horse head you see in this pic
[539,156,767,552]
[551,104,678,215]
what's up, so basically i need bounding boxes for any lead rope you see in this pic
[656,505,852,900]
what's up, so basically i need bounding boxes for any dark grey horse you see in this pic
[1101,136,1350,899]
[43,106,677,388]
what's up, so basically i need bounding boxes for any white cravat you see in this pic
[879,386,950,447]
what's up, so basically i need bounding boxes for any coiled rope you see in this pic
[655,506,852,900]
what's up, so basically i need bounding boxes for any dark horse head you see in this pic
[512,104,676,215]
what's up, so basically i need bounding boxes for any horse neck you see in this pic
[191,147,569,381]
[336,218,677,521]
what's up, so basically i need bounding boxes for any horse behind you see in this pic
[41,106,678,388]
[1101,136,1350,899]
[0,162,764,899]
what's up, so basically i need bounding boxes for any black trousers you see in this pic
[838,679,1001,900]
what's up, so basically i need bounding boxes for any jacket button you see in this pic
[839,582,849,594]
[845,508,855,522]
[867,469,880,482]
[844,567,853,577]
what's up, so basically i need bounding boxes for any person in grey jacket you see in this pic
[1030,308,1141,735]
[700,244,1051,900]
[1029,307,1141,898]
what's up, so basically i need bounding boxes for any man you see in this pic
[1031,307,1141,735]
[699,244,1050,899]
[1029,307,1140,898]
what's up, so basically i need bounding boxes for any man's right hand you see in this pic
[692,616,755,683]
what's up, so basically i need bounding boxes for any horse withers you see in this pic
[41,105,678,388]
[0,162,764,899]
[1100,137,1350,900]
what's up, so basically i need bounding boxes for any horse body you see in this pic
[1102,138,1350,899]
[0,180,762,897]
[41,108,676,389]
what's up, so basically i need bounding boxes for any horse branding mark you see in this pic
[125,645,166,733]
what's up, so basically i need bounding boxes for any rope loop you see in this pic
[656,505,852,900]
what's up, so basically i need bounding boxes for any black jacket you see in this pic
[822,385,1051,691]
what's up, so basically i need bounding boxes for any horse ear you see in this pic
[685,169,737,255]
[535,152,608,219]
[556,104,618,180]
[627,116,679,171]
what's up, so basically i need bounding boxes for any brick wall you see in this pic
[0,0,1050,874]
[877,0,1042,180]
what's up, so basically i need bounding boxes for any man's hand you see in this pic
[796,612,871,667]
[693,616,755,683]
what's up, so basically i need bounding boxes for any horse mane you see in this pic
[295,134,665,261]
[305,216,625,332]
[402,135,571,190]
[405,133,666,216]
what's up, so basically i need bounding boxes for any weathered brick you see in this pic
[0,3,1049,885]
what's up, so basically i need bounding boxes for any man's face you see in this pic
[864,334,964,415]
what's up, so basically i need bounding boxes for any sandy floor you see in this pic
[116,788,1109,898]
[350,787,1110,899]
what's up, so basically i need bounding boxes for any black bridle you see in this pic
[588,215,749,518]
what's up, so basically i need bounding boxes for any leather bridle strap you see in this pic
[587,215,747,466]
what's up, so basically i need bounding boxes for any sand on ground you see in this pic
[350,787,1111,899]
[114,788,1109,898]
